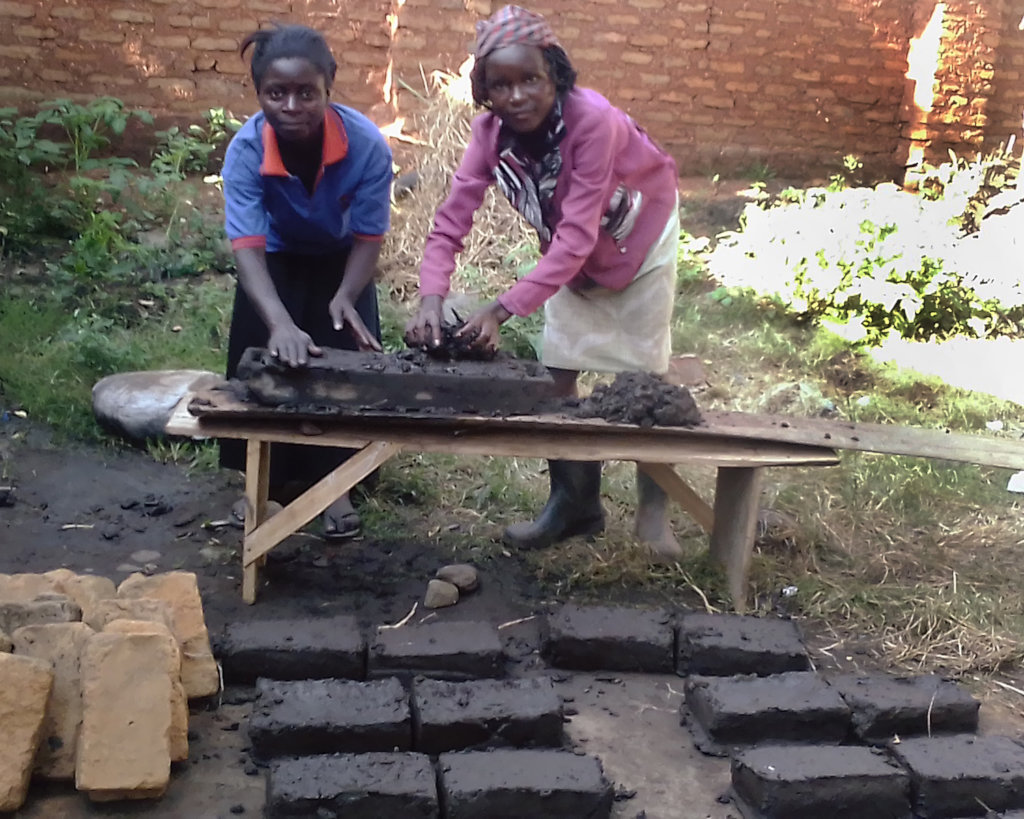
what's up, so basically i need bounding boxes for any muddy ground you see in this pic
[3,179,1022,817]
[1,416,746,818]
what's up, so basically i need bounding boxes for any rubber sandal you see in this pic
[229,498,248,530]
[322,510,361,541]
[228,498,282,529]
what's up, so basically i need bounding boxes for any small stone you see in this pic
[435,564,479,593]
[116,564,143,574]
[130,550,162,564]
[0,630,11,652]
[424,579,459,609]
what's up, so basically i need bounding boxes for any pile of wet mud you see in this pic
[572,372,703,428]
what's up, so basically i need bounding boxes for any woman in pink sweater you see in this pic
[406,5,683,559]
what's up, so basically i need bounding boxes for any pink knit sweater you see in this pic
[418,87,679,316]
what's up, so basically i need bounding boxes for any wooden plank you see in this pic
[702,411,1024,471]
[242,441,401,569]
[170,413,839,468]
[709,467,764,613]
[174,388,1024,470]
[637,462,714,533]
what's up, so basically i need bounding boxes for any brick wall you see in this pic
[1,0,1022,180]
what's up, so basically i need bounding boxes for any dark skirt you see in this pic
[219,248,381,494]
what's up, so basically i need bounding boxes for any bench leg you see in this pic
[240,441,401,603]
[242,439,271,604]
[709,466,763,613]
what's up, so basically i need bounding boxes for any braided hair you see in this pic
[470,44,577,108]
[240,24,337,92]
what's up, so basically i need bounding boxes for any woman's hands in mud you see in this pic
[455,300,512,354]
[266,322,322,368]
[329,292,383,352]
[404,294,445,349]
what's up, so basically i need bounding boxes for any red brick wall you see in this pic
[1,0,1022,179]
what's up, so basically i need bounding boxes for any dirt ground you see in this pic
[0,416,744,818]
[3,178,1022,817]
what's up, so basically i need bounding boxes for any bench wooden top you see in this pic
[167,388,1024,471]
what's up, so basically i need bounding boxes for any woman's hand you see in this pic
[404,294,445,349]
[455,300,512,354]
[267,322,322,367]
[329,292,383,352]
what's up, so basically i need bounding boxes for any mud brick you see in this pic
[684,672,850,755]
[412,676,563,754]
[218,616,365,683]
[677,613,809,676]
[368,621,504,680]
[827,673,980,743]
[249,677,411,759]
[238,346,557,415]
[543,604,675,673]
[731,744,910,819]
[266,752,438,818]
[438,749,613,818]
[891,734,1024,817]
[0,653,53,812]
[11,622,95,779]
[77,630,174,801]
[117,571,219,699]
[0,594,82,634]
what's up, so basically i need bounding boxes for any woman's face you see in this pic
[258,57,328,145]
[483,44,556,135]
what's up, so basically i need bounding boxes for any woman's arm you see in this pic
[407,116,497,348]
[234,246,322,367]
[328,236,383,352]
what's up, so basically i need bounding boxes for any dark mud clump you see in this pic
[416,321,497,362]
[573,372,702,427]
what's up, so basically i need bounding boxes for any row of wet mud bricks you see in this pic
[219,618,614,817]
[218,606,1024,819]
[0,570,220,811]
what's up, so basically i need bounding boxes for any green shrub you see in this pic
[151,107,242,179]
[709,172,1024,345]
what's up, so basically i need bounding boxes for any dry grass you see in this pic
[379,68,534,303]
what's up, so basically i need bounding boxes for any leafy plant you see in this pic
[35,97,152,173]
[709,178,1024,345]
[0,107,76,249]
[151,107,242,179]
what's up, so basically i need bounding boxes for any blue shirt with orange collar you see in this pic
[223,102,392,255]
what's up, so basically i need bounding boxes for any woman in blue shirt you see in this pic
[220,24,392,539]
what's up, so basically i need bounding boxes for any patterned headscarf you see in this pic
[473,5,560,62]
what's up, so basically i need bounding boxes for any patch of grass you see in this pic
[0,274,233,439]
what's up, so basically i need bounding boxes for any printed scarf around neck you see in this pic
[493,99,566,243]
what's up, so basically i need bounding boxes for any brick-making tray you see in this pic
[230,346,559,417]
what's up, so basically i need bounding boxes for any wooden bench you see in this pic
[166,391,1024,609]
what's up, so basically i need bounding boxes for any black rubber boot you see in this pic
[503,460,605,550]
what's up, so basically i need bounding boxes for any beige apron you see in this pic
[541,200,679,375]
